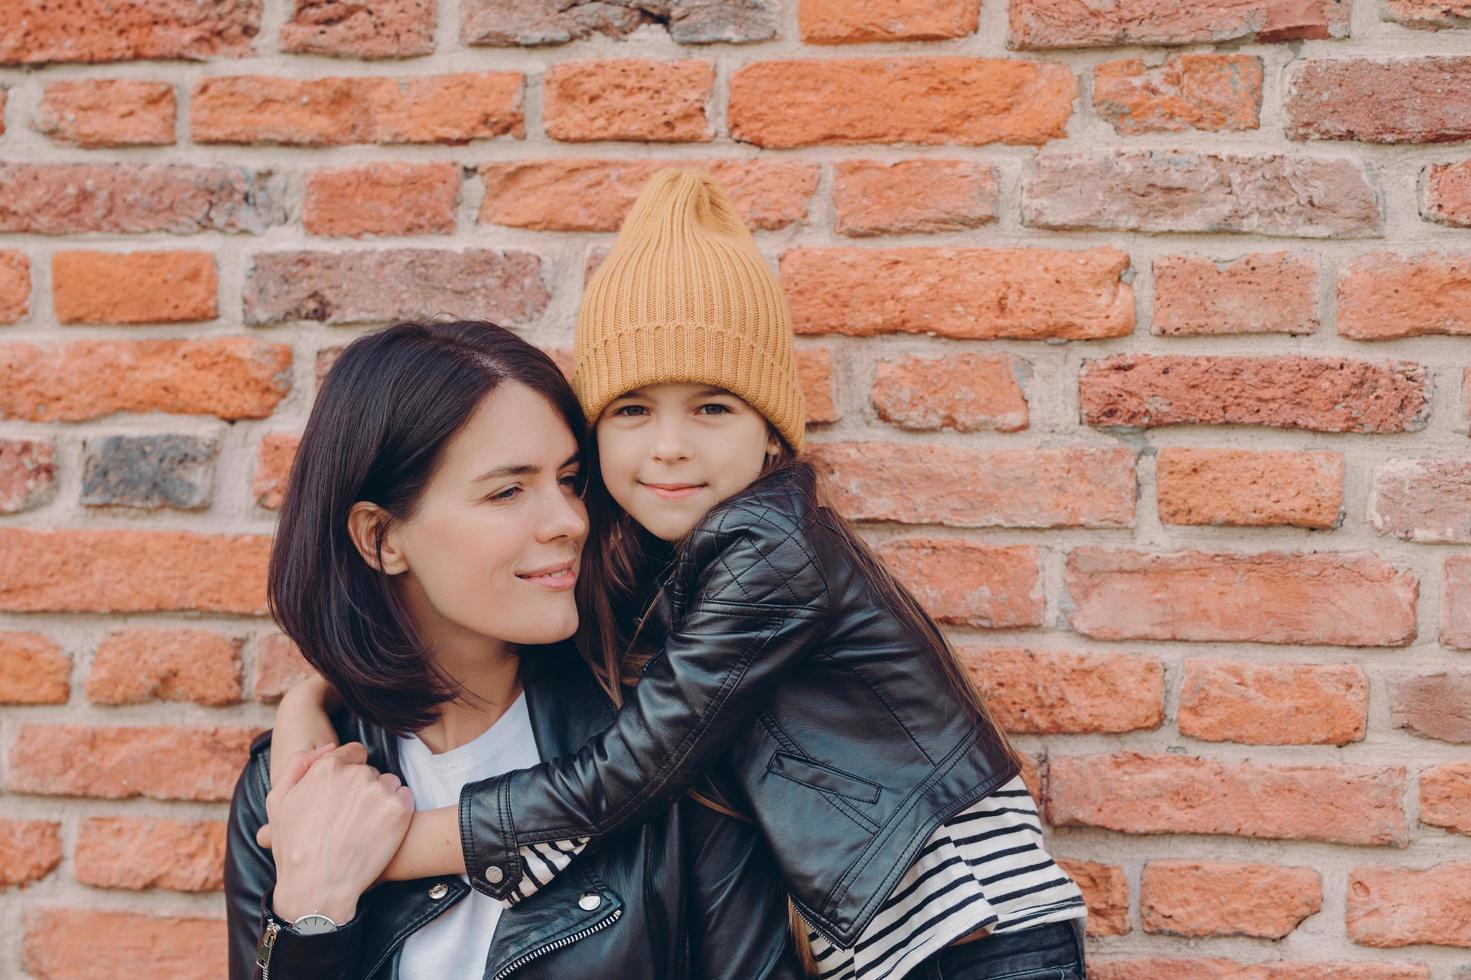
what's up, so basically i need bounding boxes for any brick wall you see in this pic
[1,0,1469,976]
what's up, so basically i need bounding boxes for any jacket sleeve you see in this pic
[224,743,366,980]
[683,799,806,980]
[460,503,831,900]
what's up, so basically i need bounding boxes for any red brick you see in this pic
[1420,761,1471,836]
[1370,459,1471,543]
[75,817,226,891]
[254,432,301,510]
[872,354,1027,433]
[35,80,175,147]
[0,86,6,136]
[0,250,28,322]
[281,0,435,58]
[305,163,458,237]
[799,0,979,42]
[782,246,1133,340]
[86,629,242,707]
[1338,252,1471,339]
[833,160,997,237]
[8,724,256,801]
[1024,149,1382,237]
[479,159,817,232]
[52,251,216,324]
[797,349,838,425]
[730,58,1075,148]
[0,632,69,704]
[0,338,290,422]
[1056,859,1129,937]
[1141,861,1321,938]
[1178,659,1368,745]
[0,437,56,514]
[812,443,1136,528]
[1094,55,1261,134]
[461,0,775,44]
[191,72,523,145]
[1091,961,1428,980]
[878,539,1043,628]
[1153,251,1318,335]
[1080,354,1430,433]
[1288,57,1471,143]
[1424,161,1471,227]
[1066,548,1417,647]
[1348,862,1471,947]
[1389,671,1471,743]
[1444,556,1471,649]
[0,818,61,889]
[1156,448,1342,528]
[0,163,281,234]
[544,59,713,143]
[245,249,548,327]
[1009,0,1350,47]
[1048,753,1409,846]
[0,1,261,64]
[1386,0,1471,27]
[0,529,269,614]
[962,647,1163,734]
[253,632,313,702]
[24,909,226,979]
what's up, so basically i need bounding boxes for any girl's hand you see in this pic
[266,742,415,926]
[269,673,341,786]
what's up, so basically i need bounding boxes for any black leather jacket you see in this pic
[461,462,1019,949]
[224,645,801,980]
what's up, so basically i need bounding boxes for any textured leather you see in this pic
[224,645,801,980]
[460,462,1019,948]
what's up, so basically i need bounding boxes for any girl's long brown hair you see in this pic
[573,437,1022,974]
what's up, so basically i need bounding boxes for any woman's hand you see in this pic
[266,742,415,926]
[270,673,342,785]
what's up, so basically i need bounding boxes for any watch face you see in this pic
[291,913,337,935]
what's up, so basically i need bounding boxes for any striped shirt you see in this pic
[510,774,1084,980]
[805,775,1086,980]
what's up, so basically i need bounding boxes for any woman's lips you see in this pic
[640,482,706,501]
[518,560,577,591]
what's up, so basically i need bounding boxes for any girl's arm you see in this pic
[461,512,830,902]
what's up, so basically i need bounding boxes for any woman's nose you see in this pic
[539,484,588,543]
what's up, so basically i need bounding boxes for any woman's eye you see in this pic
[558,472,581,490]
[486,486,521,502]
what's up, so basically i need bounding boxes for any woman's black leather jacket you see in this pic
[460,461,1019,949]
[224,645,801,980]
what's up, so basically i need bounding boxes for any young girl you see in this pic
[273,170,1087,979]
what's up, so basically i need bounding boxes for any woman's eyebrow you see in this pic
[473,453,579,483]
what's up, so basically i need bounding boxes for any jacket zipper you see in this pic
[788,894,843,948]
[255,919,279,980]
[490,908,621,980]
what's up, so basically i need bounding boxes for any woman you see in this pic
[224,320,800,979]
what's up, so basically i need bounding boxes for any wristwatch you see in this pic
[255,907,341,976]
[290,911,340,934]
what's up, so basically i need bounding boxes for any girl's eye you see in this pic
[696,403,733,416]
[609,404,649,417]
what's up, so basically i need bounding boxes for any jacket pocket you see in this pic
[767,752,881,805]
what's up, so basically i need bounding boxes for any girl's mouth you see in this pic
[517,560,578,591]
[640,482,706,501]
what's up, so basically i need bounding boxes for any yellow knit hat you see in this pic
[572,167,806,452]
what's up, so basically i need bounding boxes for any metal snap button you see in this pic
[485,866,505,884]
[578,892,602,911]
[428,883,448,900]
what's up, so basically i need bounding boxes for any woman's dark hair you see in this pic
[268,320,587,735]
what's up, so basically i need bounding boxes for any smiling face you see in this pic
[596,382,779,542]
[356,381,589,655]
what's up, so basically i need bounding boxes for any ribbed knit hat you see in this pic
[572,167,806,452]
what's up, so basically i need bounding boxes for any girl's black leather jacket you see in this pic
[460,462,1020,949]
[224,645,801,980]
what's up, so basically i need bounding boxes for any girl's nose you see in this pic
[651,419,691,463]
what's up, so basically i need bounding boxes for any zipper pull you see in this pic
[255,918,280,978]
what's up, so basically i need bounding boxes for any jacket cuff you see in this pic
[460,773,521,899]
[255,893,364,979]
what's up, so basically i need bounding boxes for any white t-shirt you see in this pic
[396,691,540,980]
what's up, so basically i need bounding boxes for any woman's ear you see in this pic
[347,502,409,575]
